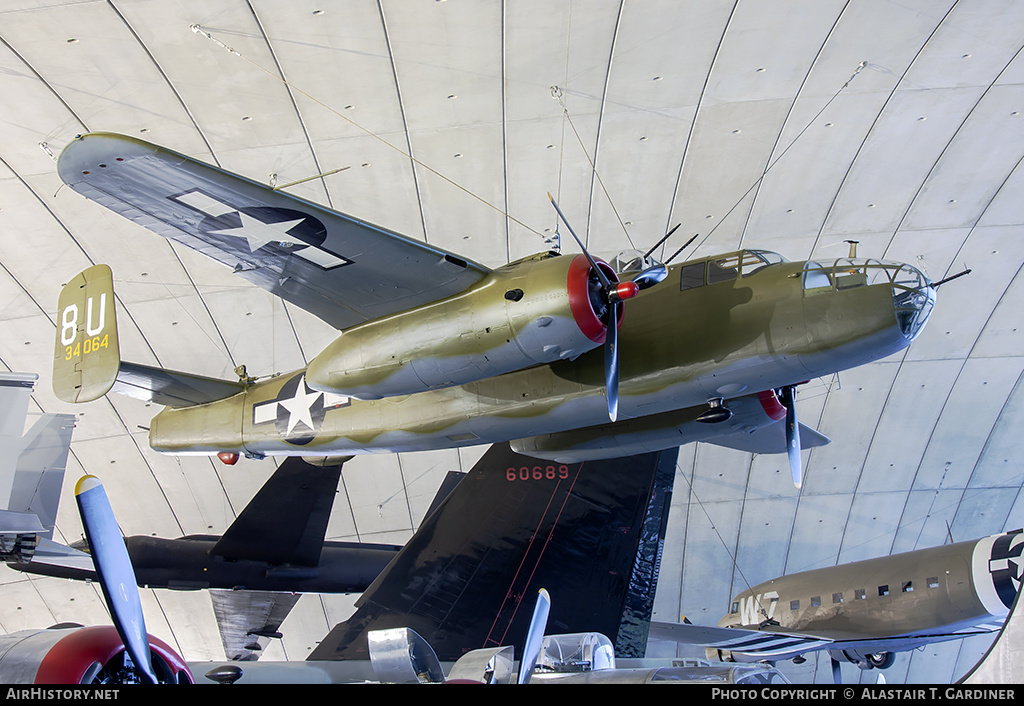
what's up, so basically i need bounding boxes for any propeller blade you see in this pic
[518,588,551,685]
[547,193,613,290]
[604,302,621,422]
[780,386,802,489]
[630,262,668,290]
[76,475,157,684]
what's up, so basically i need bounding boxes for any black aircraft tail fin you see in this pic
[211,457,344,566]
[307,442,676,662]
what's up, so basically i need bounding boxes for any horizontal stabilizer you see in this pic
[0,510,45,534]
[707,421,830,455]
[112,361,245,408]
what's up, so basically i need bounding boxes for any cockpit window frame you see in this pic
[680,249,785,291]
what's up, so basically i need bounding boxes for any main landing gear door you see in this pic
[53,264,119,403]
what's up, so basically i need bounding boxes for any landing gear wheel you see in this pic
[866,651,895,670]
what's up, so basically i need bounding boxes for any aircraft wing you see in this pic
[57,133,491,331]
[706,421,830,455]
[210,589,300,662]
[648,621,834,658]
[649,619,1003,661]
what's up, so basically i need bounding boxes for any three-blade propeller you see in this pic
[547,194,668,421]
[75,475,158,684]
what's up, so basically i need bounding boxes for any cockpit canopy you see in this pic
[802,258,936,339]
[678,249,787,290]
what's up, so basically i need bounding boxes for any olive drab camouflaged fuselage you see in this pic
[146,253,926,459]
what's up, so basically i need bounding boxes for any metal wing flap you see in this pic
[210,589,300,662]
[57,133,491,331]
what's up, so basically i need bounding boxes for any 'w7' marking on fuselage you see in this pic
[740,591,779,626]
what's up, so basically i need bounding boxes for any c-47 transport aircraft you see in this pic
[650,530,1022,676]
[53,133,937,487]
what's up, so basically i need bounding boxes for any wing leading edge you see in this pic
[57,133,491,330]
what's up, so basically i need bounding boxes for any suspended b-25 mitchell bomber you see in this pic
[53,133,937,487]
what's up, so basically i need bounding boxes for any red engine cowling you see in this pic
[0,625,193,684]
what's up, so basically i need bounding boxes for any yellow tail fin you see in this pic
[53,264,119,403]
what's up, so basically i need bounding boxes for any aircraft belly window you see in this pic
[832,592,843,604]
[680,262,706,291]
[878,585,889,597]
[855,589,866,600]
[810,596,821,607]
[902,581,913,593]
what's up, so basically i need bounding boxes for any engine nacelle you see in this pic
[0,625,193,684]
[305,252,621,399]
[512,391,792,462]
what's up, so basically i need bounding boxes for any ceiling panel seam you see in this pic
[0,33,87,134]
[942,149,1024,281]
[500,0,510,264]
[891,253,1024,546]
[665,0,738,243]
[736,1,852,254]
[832,352,911,562]
[947,291,1024,533]
[584,0,624,249]
[106,0,219,166]
[107,1,243,376]
[245,0,332,209]
[377,0,429,245]
[881,42,1024,264]
[809,0,961,255]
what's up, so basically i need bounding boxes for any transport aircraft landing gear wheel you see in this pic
[706,647,734,662]
[866,651,895,670]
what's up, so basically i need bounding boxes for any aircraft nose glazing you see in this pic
[803,258,936,341]
[890,263,935,339]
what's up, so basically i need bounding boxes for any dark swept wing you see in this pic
[57,133,490,330]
